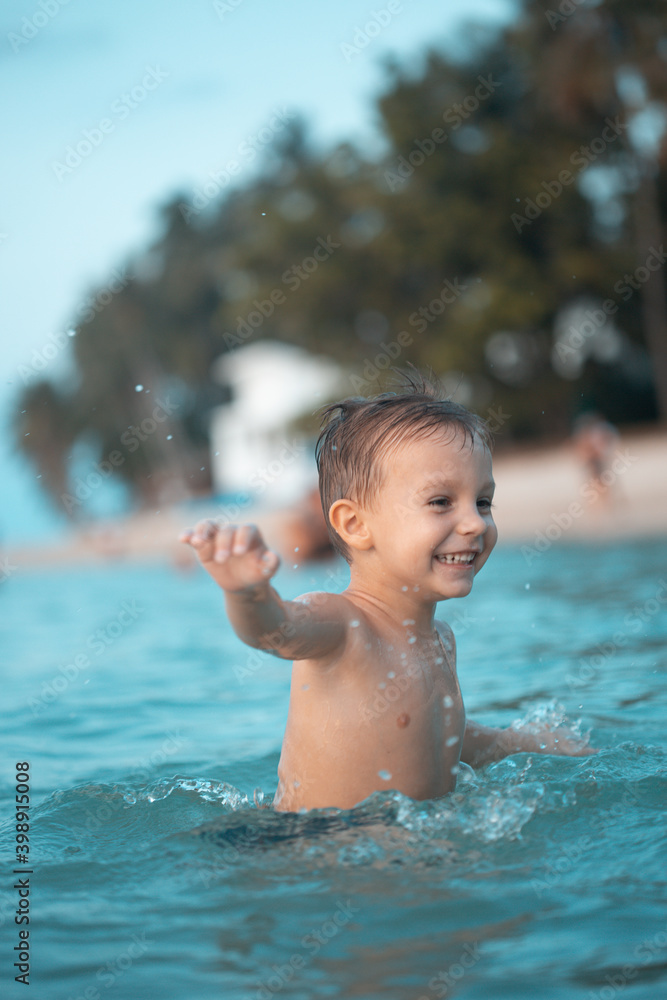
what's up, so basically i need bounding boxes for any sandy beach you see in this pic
[5,428,666,572]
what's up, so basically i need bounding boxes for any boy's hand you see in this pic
[535,729,598,757]
[179,520,280,592]
[501,725,598,758]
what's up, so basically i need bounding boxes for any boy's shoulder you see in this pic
[434,617,457,665]
[292,589,359,619]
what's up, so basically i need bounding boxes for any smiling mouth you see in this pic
[434,553,477,565]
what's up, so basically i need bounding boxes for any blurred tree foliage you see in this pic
[14,0,667,515]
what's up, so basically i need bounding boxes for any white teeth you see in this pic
[436,553,475,564]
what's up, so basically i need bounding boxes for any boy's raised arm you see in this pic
[179,520,347,661]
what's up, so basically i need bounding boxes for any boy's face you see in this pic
[361,427,497,601]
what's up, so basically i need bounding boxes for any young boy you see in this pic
[180,373,593,813]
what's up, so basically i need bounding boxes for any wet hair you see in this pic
[315,367,492,563]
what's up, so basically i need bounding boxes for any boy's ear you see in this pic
[328,499,373,552]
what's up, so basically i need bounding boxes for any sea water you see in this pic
[1,538,666,1000]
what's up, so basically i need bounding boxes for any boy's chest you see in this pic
[354,639,464,737]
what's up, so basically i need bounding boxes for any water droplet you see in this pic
[166,434,173,440]
[134,384,143,392]
[350,619,360,627]
[301,684,309,691]
[378,682,386,689]
[446,735,459,747]
[214,451,220,456]
[402,618,415,626]
[435,657,444,665]
[67,328,76,337]
[294,547,299,552]
[261,212,266,216]
[401,585,408,592]
[293,564,299,569]
[443,695,453,707]
[407,636,416,644]
[451,764,460,775]
[387,671,396,679]
[413,585,420,592]
[200,467,205,472]
[400,652,407,659]
[378,770,392,781]
[293,779,300,787]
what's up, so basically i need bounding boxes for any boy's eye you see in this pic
[429,498,451,508]
[477,498,495,510]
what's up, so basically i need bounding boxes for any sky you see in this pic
[0,0,516,545]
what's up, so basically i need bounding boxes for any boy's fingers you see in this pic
[193,518,216,541]
[214,525,236,563]
[260,549,280,575]
[231,523,259,555]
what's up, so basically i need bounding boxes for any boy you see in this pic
[180,372,593,813]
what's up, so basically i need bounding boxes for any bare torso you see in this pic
[273,610,465,812]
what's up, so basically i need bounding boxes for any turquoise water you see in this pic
[1,539,666,1000]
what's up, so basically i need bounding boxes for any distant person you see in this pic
[180,371,594,813]
[280,486,334,562]
[572,411,621,508]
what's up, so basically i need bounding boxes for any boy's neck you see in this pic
[345,563,438,636]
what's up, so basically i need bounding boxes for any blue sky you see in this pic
[0,0,516,544]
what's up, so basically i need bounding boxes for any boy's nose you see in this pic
[456,505,488,536]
